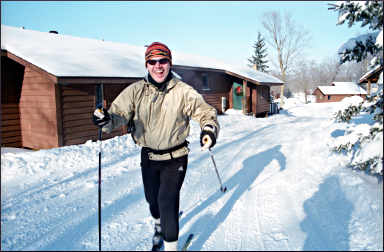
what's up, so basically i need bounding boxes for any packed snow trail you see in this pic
[1,101,382,251]
[178,103,354,251]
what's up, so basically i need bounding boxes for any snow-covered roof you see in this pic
[317,82,367,95]
[1,25,283,85]
[332,81,358,86]
[359,64,383,83]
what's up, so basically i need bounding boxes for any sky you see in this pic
[1,1,371,70]
[1,95,382,250]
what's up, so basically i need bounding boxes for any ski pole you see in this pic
[95,84,104,251]
[98,126,102,251]
[208,149,227,193]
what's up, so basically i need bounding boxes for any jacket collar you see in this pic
[144,73,178,92]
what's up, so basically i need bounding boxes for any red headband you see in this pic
[145,42,172,66]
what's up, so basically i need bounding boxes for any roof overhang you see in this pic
[312,87,324,96]
[173,64,284,86]
[359,65,383,83]
[224,70,283,86]
[57,76,141,85]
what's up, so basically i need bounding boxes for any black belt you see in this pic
[143,140,189,155]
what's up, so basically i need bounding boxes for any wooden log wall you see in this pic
[1,104,21,147]
[202,92,228,114]
[60,85,97,146]
[19,66,59,149]
[60,83,130,146]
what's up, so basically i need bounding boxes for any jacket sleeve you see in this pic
[102,86,135,134]
[183,85,220,138]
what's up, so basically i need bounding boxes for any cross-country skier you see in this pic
[92,42,220,251]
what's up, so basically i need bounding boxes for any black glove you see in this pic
[92,107,111,127]
[200,125,217,150]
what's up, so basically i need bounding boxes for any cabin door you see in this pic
[232,82,243,110]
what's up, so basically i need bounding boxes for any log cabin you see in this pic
[312,82,367,103]
[1,25,283,149]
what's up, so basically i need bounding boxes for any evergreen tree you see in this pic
[248,32,269,72]
[329,0,383,66]
[329,0,383,176]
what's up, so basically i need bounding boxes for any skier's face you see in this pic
[146,57,171,83]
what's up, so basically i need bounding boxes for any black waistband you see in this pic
[143,141,189,155]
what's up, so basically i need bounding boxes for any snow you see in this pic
[336,95,364,111]
[336,1,370,25]
[338,32,379,55]
[376,30,383,47]
[1,98,382,251]
[0,25,283,85]
[332,81,359,86]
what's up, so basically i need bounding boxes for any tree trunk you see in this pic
[304,89,308,104]
[280,68,286,107]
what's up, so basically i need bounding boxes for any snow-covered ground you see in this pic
[1,98,383,251]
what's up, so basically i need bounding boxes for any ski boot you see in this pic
[152,222,163,251]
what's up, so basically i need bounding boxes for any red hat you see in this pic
[145,42,172,66]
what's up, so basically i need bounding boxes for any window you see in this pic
[202,73,210,90]
[328,95,331,100]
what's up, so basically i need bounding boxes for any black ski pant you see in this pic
[141,147,188,242]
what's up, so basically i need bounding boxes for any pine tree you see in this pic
[329,1,383,66]
[248,32,269,72]
[329,0,383,176]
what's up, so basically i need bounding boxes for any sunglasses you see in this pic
[147,58,169,65]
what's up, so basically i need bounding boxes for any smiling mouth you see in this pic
[153,69,165,78]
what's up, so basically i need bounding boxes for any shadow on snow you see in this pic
[300,176,353,250]
[180,144,286,250]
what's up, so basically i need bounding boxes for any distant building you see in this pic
[312,82,367,103]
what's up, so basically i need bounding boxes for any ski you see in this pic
[151,211,184,251]
[181,233,194,251]
[152,243,162,251]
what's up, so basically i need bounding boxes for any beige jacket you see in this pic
[103,76,220,150]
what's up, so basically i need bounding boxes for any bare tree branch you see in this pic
[262,11,311,105]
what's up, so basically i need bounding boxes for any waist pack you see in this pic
[144,141,189,161]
